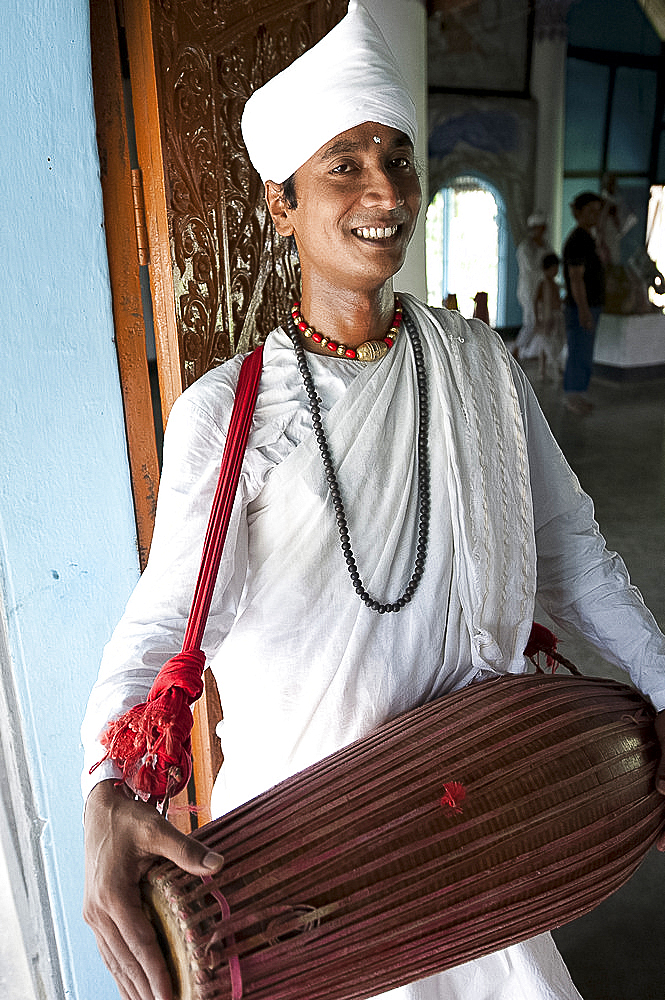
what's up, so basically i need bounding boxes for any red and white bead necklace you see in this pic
[290,297,402,362]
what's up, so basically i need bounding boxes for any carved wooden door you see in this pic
[124,0,347,406]
[91,0,347,827]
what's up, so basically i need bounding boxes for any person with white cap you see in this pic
[82,5,665,1000]
[513,211,553,360]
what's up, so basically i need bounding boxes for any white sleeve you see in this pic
[511,359,665,710]
[80,374,251,799]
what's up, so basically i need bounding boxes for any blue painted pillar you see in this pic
[0,1,141,996]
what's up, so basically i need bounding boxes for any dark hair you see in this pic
[571,191,602,212]
[542,252,559,270]
[282,172,298,209]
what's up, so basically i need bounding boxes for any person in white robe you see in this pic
[514,213,553,360]
[81,5,665,1000]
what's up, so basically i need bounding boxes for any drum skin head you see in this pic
[142,884,196,1000]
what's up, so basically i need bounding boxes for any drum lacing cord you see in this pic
[201,875,243,999]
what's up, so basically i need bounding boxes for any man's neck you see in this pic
[298,283,397,350]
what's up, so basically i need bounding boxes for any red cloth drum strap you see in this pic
[91,345,264,802]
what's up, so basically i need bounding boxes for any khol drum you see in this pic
[141,672,665,1000]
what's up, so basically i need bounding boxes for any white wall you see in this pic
[0,1,141,997]
[531,32,567,253]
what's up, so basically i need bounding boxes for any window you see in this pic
[426,176,508,327]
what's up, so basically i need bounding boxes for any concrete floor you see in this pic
[519,360,665,1000]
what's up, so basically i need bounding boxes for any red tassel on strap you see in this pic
[525,622,559,670]
[525,622,583,676]
[525,622,558,659]
[94,650,205,798]
[91,346,263,802]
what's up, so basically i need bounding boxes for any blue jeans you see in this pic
[563,304,602,394]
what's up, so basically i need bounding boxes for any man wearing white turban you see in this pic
[82,4,665,1000]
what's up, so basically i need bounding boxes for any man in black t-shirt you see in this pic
[562,191,604,415]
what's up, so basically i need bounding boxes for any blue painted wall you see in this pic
[0,1,140,996]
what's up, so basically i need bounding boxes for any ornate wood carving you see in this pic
[150,0,347,386]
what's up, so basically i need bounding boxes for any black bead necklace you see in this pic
[287,304,430,614]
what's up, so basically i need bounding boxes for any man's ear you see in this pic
[265,180,295,237]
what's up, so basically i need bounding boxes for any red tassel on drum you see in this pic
[440,781,466,813]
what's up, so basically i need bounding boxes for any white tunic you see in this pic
[81,298,665,1000]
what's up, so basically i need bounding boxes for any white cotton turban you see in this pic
[241,1,417,184]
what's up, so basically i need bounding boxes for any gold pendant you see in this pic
[356,340,388,362]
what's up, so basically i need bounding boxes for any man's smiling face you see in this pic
[273,121,421,297]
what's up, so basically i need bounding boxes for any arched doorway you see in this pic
[426,175,510,327]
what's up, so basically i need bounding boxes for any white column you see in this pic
[531,2,573,252]
[363,0,428,299]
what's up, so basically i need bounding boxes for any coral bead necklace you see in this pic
[290,297,402,362]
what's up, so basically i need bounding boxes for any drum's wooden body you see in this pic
[141,673,665,1000]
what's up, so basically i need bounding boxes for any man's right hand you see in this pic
[83,778,224,1000]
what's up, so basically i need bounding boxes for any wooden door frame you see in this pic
[119,0,185,424]
[90,0,221,829]
[90,0,161,568]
